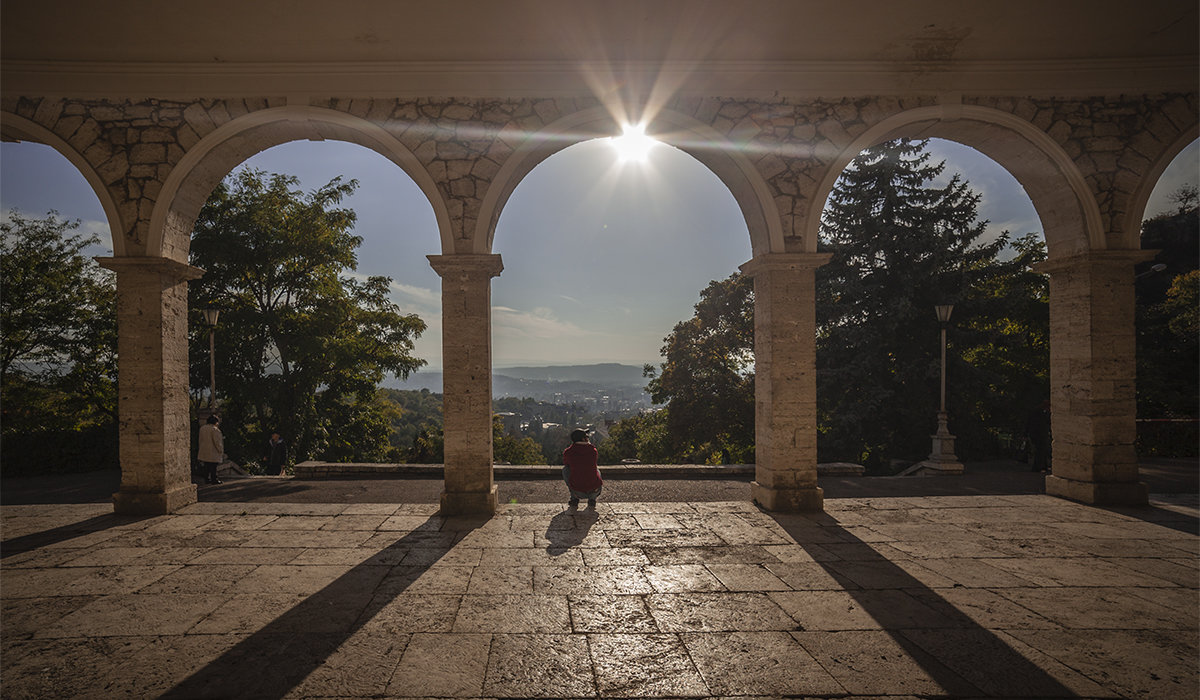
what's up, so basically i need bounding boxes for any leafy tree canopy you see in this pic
[1137,185,1199,421]
[644,273,755,464]
[189,169,426,462]
[0,211,117,436]
[492,416,545,465]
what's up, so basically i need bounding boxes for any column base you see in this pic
[752,481,824,512]
[1045,475,1148,506]
[112,483,197,515]
[440,485,498,515]
[903,459,965,476]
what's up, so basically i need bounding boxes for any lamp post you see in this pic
[202,308,219,407]
[914,303,964,474]
[935,304,953,417]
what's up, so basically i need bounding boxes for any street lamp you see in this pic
[202,308,219,407]
[1135,263,1167,280]
[916,303,964,474]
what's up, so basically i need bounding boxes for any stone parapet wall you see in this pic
[292,462,865,479]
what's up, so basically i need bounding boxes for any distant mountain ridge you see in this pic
[493,363,647,385]
[383,363,650,394]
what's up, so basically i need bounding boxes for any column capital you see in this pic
[1032,249,1156,275]
[739,252,833,276]
[96,256,204,282]
[427,253,504,279]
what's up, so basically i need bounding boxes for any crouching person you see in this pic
[562,428,603,509]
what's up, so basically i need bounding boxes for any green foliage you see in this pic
[1137,190,1199,423]
[1163,270,1199,341]
[1,212,118,473]
[609,139,1052,468]
[188,169,427,463]
[643,273,755,464]
[596,409,671,464]
[320,391,405,463]
[408,423,445,463]
[816,138,1047,465]
[379,387,444,457]
[951,233,1050,458]
[492,416,544,464]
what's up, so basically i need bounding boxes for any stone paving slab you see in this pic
[1,494,1197,699]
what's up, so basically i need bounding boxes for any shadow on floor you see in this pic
[0,512,150,558]
[770,513,1078,697]
[159,514,483,699]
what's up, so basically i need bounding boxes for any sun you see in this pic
[609,124,657,162]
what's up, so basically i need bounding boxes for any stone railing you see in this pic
[293,462,864,479]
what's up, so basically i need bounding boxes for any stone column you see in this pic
[96,256,204,515]
[740,253,831,511]
[428,254,504,515]
[1036,250,1154,506]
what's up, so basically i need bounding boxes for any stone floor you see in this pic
[2,494,1197,698]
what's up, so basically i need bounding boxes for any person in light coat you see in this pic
[198,414,224,485]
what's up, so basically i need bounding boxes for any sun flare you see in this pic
[610,124,657,162]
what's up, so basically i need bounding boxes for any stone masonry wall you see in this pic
[5,93,1194,260]
[969,94,1198,247]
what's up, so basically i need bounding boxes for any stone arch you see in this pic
[1123,127,1200,246]
[0,111,127,255]
[148,105,453,261]
[475,105,784,256]
[806,105,1104,259]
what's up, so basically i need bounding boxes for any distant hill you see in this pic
[493,363,647,385]
[382,363,652,405]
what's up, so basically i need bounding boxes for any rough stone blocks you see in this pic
[751,481,824,512]
[1045,475,1148,506]
[440,485,499,515]
[112,482,197,515]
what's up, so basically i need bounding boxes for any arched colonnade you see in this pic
[2,92,1195,515]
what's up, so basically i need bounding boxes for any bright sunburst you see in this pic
[609,124,657,162]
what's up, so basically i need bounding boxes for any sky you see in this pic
[2,134,1196,371]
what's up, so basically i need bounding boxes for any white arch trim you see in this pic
[475,105,785,255]
[148,105,454,258]
[804,104,1105,254]
[1122,126,1199,246]
[1,111,127,256]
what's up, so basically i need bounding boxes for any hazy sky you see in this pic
[2,134,1196,370]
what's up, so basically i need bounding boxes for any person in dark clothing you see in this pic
[264,432,287,476]
[1025,400,1052,473]
[562,428,603,509]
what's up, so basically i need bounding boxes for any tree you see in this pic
[1136,187,1199,422]
[408,423,445,463]
[188,169,427,462]
[610,139,1050,468]
[379,387,444,458]
[951,233,1050,456]
[817,138,1044,467]
[1,211,118,473]
[643,273,755,464]
[0,211,117,433]
[492,416,544,464]
[597,409,671,464]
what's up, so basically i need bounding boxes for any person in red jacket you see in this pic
[562,428,603,509]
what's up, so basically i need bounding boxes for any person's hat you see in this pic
[570,428,589,442]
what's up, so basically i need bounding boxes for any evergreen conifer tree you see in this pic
[816,138,1043,468]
